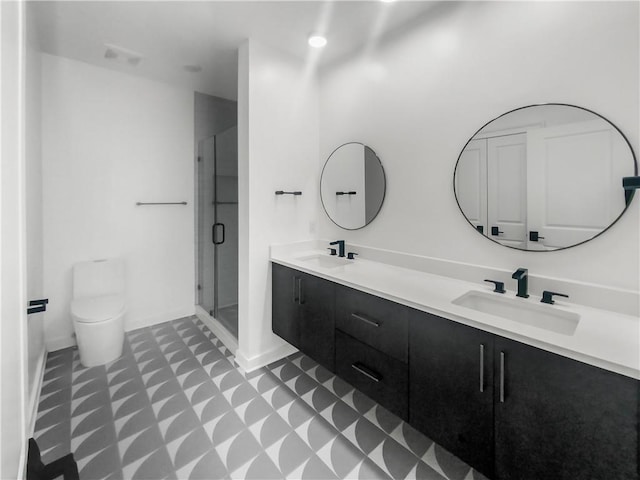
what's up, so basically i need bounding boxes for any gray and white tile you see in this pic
[34,316,485,480]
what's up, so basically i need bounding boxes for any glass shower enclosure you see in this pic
[197,126,238,338]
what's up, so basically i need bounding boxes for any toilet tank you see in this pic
[73,258,124,299]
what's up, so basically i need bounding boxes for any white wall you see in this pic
[318,1,639,292]
[1,0,29,477]
[237,39,319,370]
[42,54,195,350]
[25,1,46,431]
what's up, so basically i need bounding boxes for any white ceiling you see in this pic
[30,1,442,100]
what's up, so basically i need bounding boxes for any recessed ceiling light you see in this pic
[104,43,143,66]
[308,35,327,48]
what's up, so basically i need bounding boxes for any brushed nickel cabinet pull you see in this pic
[351,362,382,382]
[292,277,299,304]
[297,278,304,305]
[351,313,380,327]
[479,344,485,393]
[500,351,505,403]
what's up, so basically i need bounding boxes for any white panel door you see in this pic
[456,139,487,235]
[526,119,628,249]
[487,134,527,249]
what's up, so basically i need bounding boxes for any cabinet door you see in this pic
[495,337,639,480]
[271,263,300,348]
[299,272,335,372]
[409,312,495,478]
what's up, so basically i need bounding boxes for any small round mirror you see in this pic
[321,142,386,230]
[454,104,637,251]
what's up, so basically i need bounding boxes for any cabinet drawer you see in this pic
[335,331,408,420]
[335,286,408,362]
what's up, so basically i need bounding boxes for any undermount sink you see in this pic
[452,290,580,336]
[295,253,352,269]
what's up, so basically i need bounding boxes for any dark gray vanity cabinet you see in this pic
[409,312,496,478]
[272,263,301,348]
[298,272,335,372]
[272,263,639,479]
[271,263,335,372]
[410,312,639,480]
[334,286,409,420]
[494,337,639,480]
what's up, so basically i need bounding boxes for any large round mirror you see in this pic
[454,104,637,251]
[321,142,386,230]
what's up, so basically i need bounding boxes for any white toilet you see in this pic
[71,258,126,367]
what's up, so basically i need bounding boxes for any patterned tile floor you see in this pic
[33,316,488,480]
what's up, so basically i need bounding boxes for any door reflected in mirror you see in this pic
[321,142,386,230]
[454,104,637,251]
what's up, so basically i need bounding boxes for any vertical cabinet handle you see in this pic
[500,351,505,403]
[479,344,485,393]
[297,278,304,305]
[292,277,299,304]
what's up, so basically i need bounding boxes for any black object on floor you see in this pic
[27,438,79,480]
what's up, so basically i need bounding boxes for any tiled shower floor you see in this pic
[33,316,487,480]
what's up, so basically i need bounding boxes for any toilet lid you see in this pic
[71,295,125,323]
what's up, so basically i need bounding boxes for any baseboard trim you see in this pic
[125,306,196,332]
[195,306,238,355]
[46,335,76,352]
[46,306,198,353]
[27,346,48,436]
[235,343,298,373]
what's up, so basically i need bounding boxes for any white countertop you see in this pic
[271,249,640,380]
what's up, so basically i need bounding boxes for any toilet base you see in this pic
[73,313,125,367]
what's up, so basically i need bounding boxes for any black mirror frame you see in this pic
[320,142,387,231]
[453,103,638,252]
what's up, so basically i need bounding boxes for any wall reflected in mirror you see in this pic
[454,104,637,251]
[321,142,386,230]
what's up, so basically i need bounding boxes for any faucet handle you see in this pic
[347,252,358,260]
[327,248,337,256]
[541,291,569,305]
[484,279,506,293]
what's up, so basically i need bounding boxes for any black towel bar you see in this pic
[275,191,302,196]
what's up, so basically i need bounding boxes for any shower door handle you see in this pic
[212,223,225,245]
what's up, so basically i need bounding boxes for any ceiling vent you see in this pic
[104,44,143,66]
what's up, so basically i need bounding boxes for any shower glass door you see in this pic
[197,126,238,338]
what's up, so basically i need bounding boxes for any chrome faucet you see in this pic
[329,240,346,258]
[512,268,529,298]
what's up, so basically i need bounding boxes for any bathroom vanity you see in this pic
[270,251,639,480]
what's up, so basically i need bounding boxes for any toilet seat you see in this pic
[71,294,125,323]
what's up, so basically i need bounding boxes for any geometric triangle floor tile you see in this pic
[34,315,486,480]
